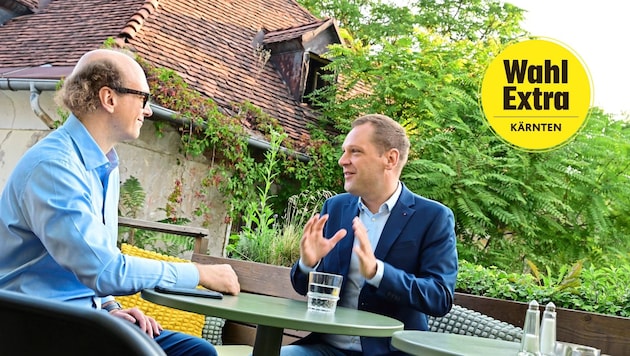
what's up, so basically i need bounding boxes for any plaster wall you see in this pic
[0,89,229,256]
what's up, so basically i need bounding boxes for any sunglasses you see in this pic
[111,87,151,108]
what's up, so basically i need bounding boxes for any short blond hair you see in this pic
[352,114,410,167]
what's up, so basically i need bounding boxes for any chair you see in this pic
[428,304,523,342]
[0,289,166,355]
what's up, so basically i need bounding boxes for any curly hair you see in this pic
[352,114,410,167]
[56,58,125,118]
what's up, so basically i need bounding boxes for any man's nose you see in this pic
[338,152,348,166]
[143,104,153,117]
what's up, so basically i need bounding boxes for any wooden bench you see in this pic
[119,217,630,355]
[190,254,526,347]
[454,293,630,355]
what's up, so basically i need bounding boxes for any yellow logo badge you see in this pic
[480,38,592,151]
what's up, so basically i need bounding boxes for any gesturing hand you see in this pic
[351,217,378,279]
[300,214,347,268]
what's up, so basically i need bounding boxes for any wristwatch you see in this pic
[102,301,123,312]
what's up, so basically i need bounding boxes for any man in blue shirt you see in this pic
[0,48,240,355]
[281,114,458,356]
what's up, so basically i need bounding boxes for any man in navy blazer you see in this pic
[282,114,458,356]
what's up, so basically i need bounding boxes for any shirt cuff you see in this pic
[173,262,200,288]
[298,258,320,274]
[100,296,115,304]
[366,260,384,287]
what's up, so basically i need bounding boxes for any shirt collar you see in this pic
[357,181,402,214]
[64,114,119,172]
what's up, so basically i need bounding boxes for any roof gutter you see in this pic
[150,105,310,162]
[0,78,309,161]
[0,78,58,128]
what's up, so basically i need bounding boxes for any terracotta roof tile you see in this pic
[0,0,146,66]
[15,0,38,11]
[263,20,331,44]
[0,0,328,144]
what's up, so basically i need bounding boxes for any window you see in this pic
[303,53,333,106]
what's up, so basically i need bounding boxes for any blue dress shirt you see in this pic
[0,114,198,309]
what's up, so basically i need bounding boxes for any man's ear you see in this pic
[99,87,116,114]
[384,148,400,170]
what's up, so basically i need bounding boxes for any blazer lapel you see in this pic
[332,199,360,275]
[374,186,415,260]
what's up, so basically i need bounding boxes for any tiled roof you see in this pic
[0,0,328,144]
[14,0,38,11]
[0,0,146,66]
[0,66,73,79]
[263,19,334,44]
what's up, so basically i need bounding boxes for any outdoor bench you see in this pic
[190,254,524,348]
[117,217,523,349]
[119,217,630,355]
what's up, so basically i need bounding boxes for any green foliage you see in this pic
[119,176,145,218]
[226,132,335,266]
[457,259,630,317]
[297,0,630,277]
[53,79,69,127]
[117,177,194,256]
[221,128,333,265]
[120,218,195,257]
[139,59,342,226]
[299,0,525,44]
[285,189,336,229]
[227,129,285,262]
[104,3,630,319]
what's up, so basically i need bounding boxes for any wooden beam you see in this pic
[118,216,209,254]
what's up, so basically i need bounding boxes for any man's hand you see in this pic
[300,214,347,267]
[109,307,162,338]
[195,263,240,295]
[352,217,378,279]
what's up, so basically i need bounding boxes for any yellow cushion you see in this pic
[117,243,205,337]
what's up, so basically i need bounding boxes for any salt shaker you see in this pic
[519,300,541,356]
[540,302,557,355]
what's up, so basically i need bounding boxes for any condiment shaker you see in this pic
[540,302,557,355]
[519,300,541,356]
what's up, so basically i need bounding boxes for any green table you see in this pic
[391,330,521,356]
[141,289,404,356]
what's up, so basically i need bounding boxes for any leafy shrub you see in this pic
[118,177,194,257]
[457,259,630,317]
[227,129,334,267]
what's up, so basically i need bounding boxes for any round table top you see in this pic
[142,288,403,337]
[391,330,521,356]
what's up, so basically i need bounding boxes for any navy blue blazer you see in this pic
[290,184,458,355]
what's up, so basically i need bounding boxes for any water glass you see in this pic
[307,271,343,313]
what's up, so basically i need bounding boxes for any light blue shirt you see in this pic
[0,114,198,309]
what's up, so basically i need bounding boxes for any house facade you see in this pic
[0,0,342,255]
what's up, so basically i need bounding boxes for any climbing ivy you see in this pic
[134,56,341,228]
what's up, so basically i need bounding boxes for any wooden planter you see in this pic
[455,292,629,355]
[194,256,630,355]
